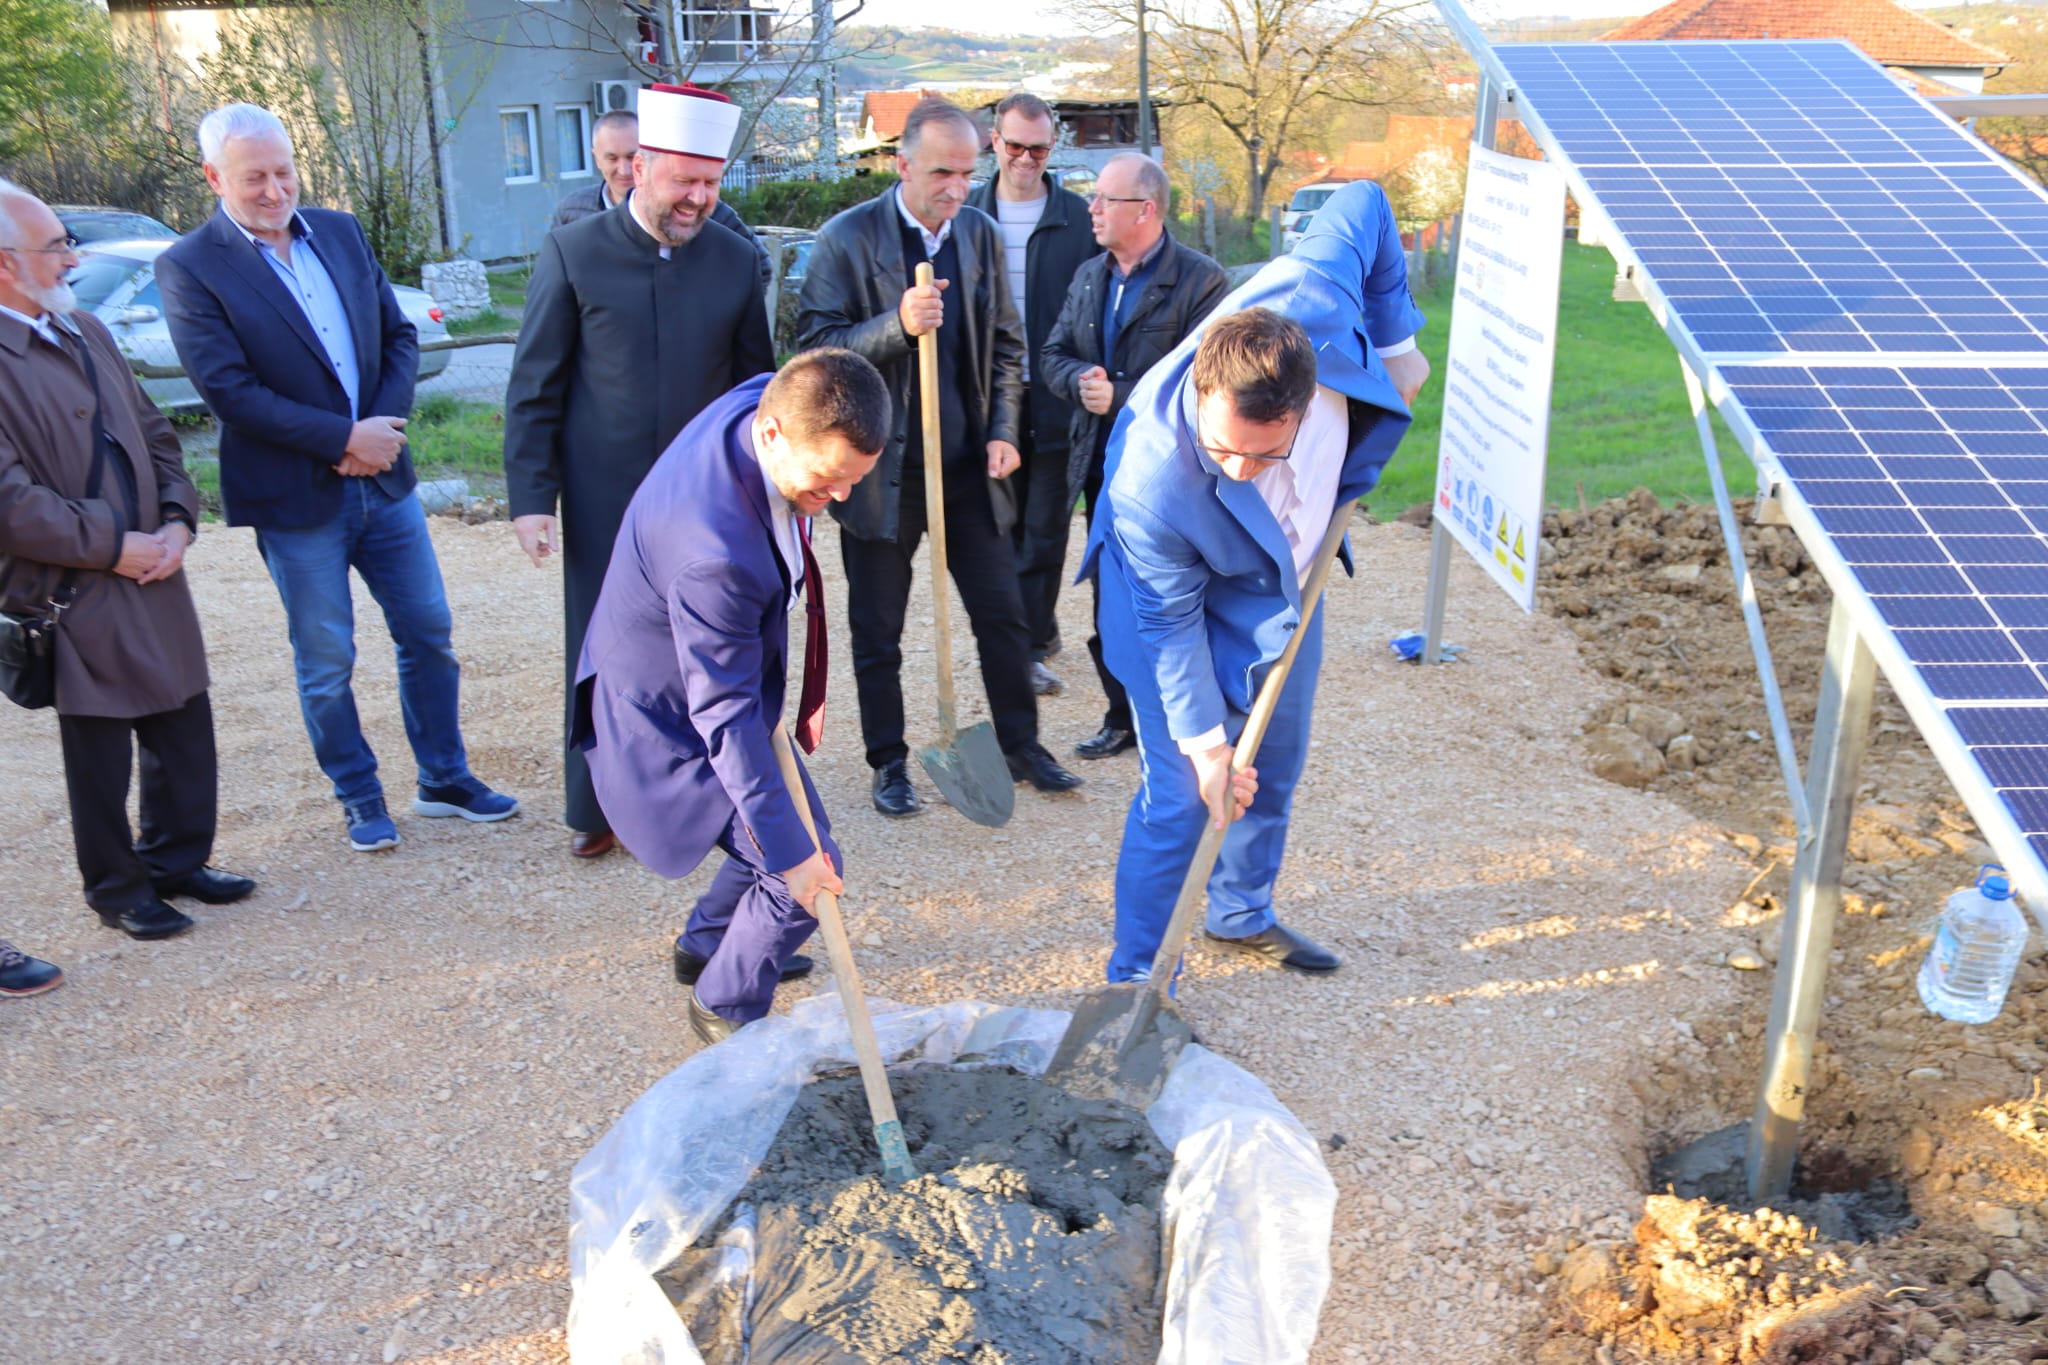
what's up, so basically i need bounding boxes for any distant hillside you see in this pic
[1487,14,1635,41]
[836,27,1091,88]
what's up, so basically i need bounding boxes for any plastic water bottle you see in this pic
[1917,865,2030,1025]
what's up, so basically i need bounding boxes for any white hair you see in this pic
[0,176,20,248]
[198,103,292,165]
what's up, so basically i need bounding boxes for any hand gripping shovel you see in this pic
[769,726,916,1182]
[1046,503,1356,1107]
[911,260,1015,828]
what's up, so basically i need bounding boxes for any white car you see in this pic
[1280,183,1345,253]
[70,239,452,414]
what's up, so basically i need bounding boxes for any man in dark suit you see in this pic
[157,104,517,855]
[796,98,1081,817]
[0,180,255,940]
[573,349,889,1043]
[963,93,1098,693]
[548,107,773,296]
[1041,152,1229,759]
[505,83,775,860]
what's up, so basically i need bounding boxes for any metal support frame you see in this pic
[1420,73,1500,666]
[1681,360,1812,839]
[1745,597,1877,1202]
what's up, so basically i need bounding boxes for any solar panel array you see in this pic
[1490,40,2048,881]
[1496,42,2048,359]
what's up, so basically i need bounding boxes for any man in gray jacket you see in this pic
[796,98,1080,817]
[1041,152,1229,759]
[549,108,773,295]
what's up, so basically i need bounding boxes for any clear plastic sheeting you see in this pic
[565,996,1337,1365]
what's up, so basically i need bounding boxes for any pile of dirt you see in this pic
[666,1067,1171,1364]
[1523,491,2048,1365]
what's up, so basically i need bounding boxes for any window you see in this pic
[555,104,592,178]
[501,107,540,184]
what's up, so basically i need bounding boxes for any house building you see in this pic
[106,0,839,264]
[1601,0,2009,95]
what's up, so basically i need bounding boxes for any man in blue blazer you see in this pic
[573,350,890,1045]
[1082,181,1431,982]
[159,103,516,854]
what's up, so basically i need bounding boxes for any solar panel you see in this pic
[1495,42,2048,359]
[1724,363,2048,857]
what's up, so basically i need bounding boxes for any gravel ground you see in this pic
[0,509,1768,1364]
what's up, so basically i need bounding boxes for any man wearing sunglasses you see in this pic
[965,93,1100,698]
[1081,180,1431,984]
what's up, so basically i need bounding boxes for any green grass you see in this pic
[487,266,530,314]
[1362,241,1752,520]
[446,307,519,337]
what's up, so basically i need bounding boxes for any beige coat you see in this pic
[0,309,207,718]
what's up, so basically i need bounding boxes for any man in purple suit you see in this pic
[572,350,890,1044]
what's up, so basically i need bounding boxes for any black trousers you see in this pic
[841,473,1038,770]
[1082,455,1133,732]
[57,689,217,913]
[1010,429,1077,661]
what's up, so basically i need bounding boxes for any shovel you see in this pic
[768,726,917,1183]
[1046,503,1356,1107]
[911,260,1015,828]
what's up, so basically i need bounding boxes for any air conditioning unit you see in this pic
[596,80,638,115]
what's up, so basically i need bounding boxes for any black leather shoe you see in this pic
[154,866,256,905]
[95,899,195,942]
[688,990,739,1046]
[1006,742,1083,793]
[1204,923,1342,974]
[1074,726,1136,760]
[1029,661,1062,695]
[1041,628,1062,661]
[871,759,924,817]
[675,946,815,986]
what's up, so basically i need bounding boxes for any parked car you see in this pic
[779,233,816,292]
[70,239,452,413]
[55,206,178,246]
[1280,183,1345,252]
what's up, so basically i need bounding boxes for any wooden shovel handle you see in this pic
[1141,504,1356,993]
[914,261,961,733]
[769,728,904,1137]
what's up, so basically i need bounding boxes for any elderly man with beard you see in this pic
[504,83,775,861]
[0,180,254,941]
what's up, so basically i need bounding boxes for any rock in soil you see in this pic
[674,1067,1172,1364]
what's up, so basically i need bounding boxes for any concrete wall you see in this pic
[439,2,644,262]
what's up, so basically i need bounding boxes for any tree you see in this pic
[1065,0,1439,223]
[0,0,202,224]
[200,0,484,283]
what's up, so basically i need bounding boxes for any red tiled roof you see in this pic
[1601,0,2007,69]
[860,89,946,140]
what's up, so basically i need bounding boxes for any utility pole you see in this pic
[1136,0,1152,157]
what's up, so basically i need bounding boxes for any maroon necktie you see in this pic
[794,518,827,755]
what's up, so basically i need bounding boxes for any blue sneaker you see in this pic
[413,775,520,823]
[345,797,401,852]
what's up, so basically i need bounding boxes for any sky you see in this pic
[843,0,1952,38]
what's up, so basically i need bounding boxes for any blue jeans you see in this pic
[255,482,469,808]
[1106,602,1325,982]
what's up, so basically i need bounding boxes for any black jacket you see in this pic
[964,174,1100,455]
[795,188,1025,542]
[1040,231,1230,500]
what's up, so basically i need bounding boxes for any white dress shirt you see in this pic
[894,186,953,257]
[1176,382,1349,757]
[755,438,805,608]
[0,301,64,349]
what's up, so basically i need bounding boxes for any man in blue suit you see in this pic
[573,350,891,1045]
[1083,181,1431,982]
[159,103,517,854]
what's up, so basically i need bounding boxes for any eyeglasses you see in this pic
[1088,193,1148,208]
[998,137,1053,160]
[1195,413,1301,465]
[1,242,79,259]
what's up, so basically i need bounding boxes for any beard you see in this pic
[20,275,76,316]
[649,201,706,248]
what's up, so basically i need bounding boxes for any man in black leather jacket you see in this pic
[1041,152,1230,760]
[796,99,1082,816]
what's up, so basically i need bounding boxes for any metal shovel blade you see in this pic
[917,720,1014,827]
[1043,982,1194,1108]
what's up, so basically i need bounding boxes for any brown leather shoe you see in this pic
[571,830,617,859]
